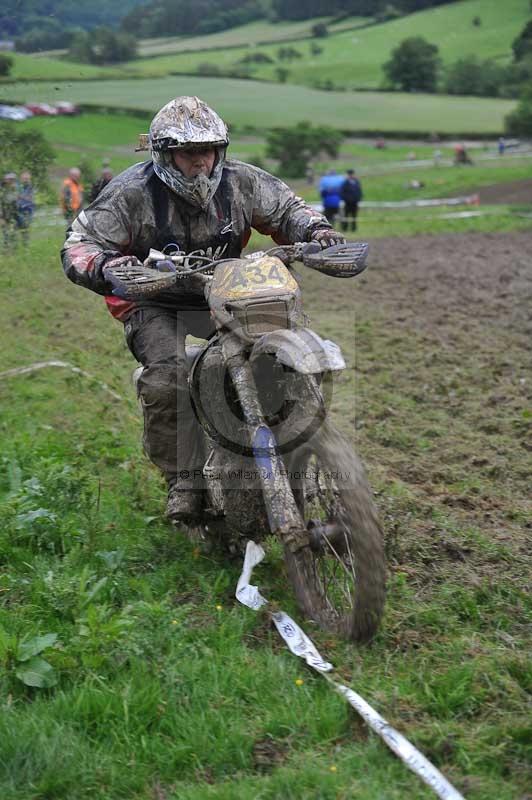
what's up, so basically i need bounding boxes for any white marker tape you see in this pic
[236,541,465,800]
[0,360,122,401]
[271,610,333,673]
[235,541,268,611]
[331,683,464,800]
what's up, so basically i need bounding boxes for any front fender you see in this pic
[251,328,345,374]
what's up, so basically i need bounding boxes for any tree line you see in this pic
[4,0,463,47]
[384,22,532,101]
[0,0,141,38]
[120,0,461,38]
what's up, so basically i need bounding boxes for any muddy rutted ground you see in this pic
[474,179,532,205]
[302,231,531,594]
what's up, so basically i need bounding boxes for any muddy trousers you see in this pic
[124,306,215,489]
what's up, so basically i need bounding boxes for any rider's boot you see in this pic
[166,476,204,523]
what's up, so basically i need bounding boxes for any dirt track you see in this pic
[474,178,532,205]
[302,231,532,587]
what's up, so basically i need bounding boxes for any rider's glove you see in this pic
[103,255,142,298]
[153,259,176,273]
[310,228,347,250]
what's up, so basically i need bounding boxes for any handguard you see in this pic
[104,262,176,299]
[302,241,368,278]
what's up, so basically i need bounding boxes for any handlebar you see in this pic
[104,241,369,299]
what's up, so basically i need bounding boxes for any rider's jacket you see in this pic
[61,159,331,320]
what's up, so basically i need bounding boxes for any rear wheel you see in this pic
[283,422,386,642]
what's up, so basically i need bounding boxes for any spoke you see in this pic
[321,531,356,592]
[343,528,357,584]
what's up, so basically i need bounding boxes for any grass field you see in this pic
[112,0,530,88]
[33,17,370,61]
[20,112,532,212]
[0,77,516,135]
[4,0,529,92]
[136,17,369,57]
[5,52,124,82]
[0,222,530,799]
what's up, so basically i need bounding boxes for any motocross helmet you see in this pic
[149,96,229,209]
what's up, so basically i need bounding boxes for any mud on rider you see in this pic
[61,95,345,522]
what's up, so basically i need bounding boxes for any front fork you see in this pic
[222,336,309,553]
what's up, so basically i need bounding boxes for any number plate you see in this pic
[211,256,298,300]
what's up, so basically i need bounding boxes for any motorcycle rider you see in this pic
[61,95,345,522]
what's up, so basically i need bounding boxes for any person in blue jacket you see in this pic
[319,170,344,225]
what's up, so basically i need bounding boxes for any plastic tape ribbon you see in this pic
[236,540,465,800]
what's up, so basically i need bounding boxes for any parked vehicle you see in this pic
[0,104,33,121]
[55,101,79,115]
[24,103,58,116]
[105,241,387,643]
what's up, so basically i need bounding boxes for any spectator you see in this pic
[89,167,113,204]
[498,136,506,156]
[454,144,473,166]
[305,165,315,186]
[433,148,443,167]
[375,137,386,150]
[17,170,34,247]
[60,167,83,225]
[319,169,343,225]
[1,172,19,249]
[340,169,363,232]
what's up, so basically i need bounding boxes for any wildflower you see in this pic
[216,604,223,611]
[295,678,304,686]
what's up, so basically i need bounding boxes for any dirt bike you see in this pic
[106,242,386,642]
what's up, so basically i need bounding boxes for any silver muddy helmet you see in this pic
[149,96,229,209]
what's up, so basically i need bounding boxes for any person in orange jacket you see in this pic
[60,167,84,224]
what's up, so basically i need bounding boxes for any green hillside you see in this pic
[0,76,516,135]
[122,0,530,88]
[30,17,368,61]
[137,16,369,57]
[6,52,124,81]
[6,0,529,88]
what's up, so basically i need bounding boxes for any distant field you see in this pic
[5,52,123,81]
[32,17,369,60]
[1,77,516,135]
[119,0,530,88]
[138,17,368,56]
[8,0,529,90]
[23,113,147,150]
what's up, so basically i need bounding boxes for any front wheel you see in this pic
[283,422,386,642]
